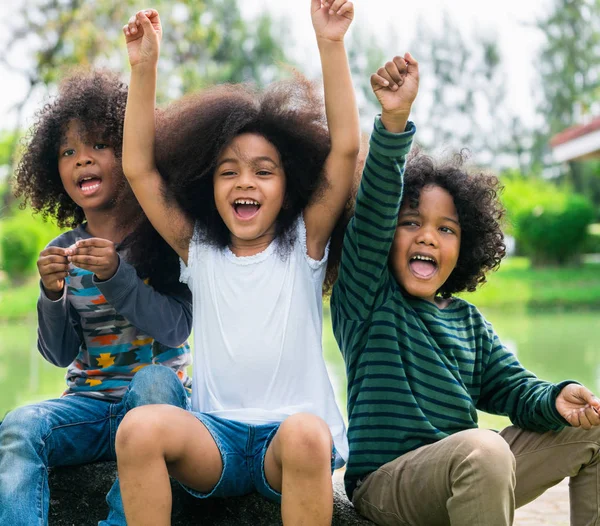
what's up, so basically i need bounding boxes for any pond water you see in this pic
[1,307,599,428]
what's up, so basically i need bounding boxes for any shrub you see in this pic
[0,210,63,281]
[501,175,594,266]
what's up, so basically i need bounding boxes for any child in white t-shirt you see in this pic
[116,2,359,524]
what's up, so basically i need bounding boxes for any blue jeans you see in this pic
[0,365,188,526]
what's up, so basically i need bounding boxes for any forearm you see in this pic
[479,337,568,430]
[352,117,415,248]
[333,118,415,318]
[36,288,81,367]
[123,65,158,179]
[318,39,359,157]
[95,258,192,347]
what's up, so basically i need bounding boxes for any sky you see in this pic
[0,0,546,132]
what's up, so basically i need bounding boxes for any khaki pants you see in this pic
[352,426,600,526]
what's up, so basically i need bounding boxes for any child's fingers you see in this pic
[43,270,69,283]
[584,405,600,427]
[336,1,354,18]
[71,246,103,257]
[385,59,406,88]
[311,0,322,13]
[125,14,139,36]
[136,10,156,34]
[375,66,396,90]
[69,255,105,267]
[404,52,420,78]
[76,238,114,249]
[370,73,390,91]
[40,246,68,257]
[40,260,69,274]
[576,408,594,430]
[39,253,68,265]
[329,0,352,16]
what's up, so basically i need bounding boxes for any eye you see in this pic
[398,220,419,227]
[94,143,109,150]
[61,148,75,157]
[220,170,236,177]
[256,170,272,176]
[440,226,456,234]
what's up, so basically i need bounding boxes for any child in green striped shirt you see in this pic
[331,54,600,526]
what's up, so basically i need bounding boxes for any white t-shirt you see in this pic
[180,216,348,461]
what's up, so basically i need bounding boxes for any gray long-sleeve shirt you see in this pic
[38,225,192,401]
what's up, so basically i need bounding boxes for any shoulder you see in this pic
[296,213,328,262]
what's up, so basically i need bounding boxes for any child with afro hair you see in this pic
[116,1,360,523]
[1,69,192,526]
[331,54,600,525]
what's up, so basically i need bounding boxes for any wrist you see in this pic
[131,61,158,75]
[316,37,345,49]
[42,285,63,301]
[381,109,412,134]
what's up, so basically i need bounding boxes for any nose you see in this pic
[235,171,255,190]
[416,226,437,247]
[75,147,95,167]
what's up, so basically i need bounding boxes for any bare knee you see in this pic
[277,413,332,469]
[116,405,170,460]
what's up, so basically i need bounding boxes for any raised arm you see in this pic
[122,9,193,263]
[303,0,360,260]
[331,54,419,320]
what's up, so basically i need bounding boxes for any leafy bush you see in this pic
[0,210,63,281]
[501,174,594,266]
[583,224,600,254]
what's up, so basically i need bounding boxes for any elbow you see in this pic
[331,142,360,161]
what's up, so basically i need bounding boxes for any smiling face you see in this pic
[57,120,119,213]
[213,133,286,254]
[389,184,461,304]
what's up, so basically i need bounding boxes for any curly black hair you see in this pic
[147,74,348,292]
[401,150,506,298]
[13,69,186,296]
[14,69,131,228]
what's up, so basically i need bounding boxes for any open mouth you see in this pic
[409,254,438,279]
[233,198,261,220]
[78,176,102,195]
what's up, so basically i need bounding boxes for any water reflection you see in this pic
[2,309,599,419]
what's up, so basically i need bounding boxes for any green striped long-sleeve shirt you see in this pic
[330,117,570,497]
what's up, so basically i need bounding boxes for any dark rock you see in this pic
[48,462,373,525]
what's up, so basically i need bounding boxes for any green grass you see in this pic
[0,276,40,320]
[461,257,600,311]
[1,257,600,320]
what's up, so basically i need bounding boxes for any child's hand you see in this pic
[311,0,354,42]
[123,9,162,68]
[371,53,419,133]
[67,238,119,281]
[556,384,600,430]
[37,247,69,300]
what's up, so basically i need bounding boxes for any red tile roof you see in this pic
[550,116,600,147]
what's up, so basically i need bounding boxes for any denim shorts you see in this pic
[179,412,338,503]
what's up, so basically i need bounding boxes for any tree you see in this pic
[536,0,600,136]
[533,0,600,198]
[406,15,519,169]
[2,0,289,195]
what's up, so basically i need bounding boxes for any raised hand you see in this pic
[66,238,119,281]
[123,8,162,68]
[371,53,420,133]
[556,383,600,430]
[37,247,69,300]
[311,0,354,42]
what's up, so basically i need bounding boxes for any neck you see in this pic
[83,208,132,244]
[229,233,275,257]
